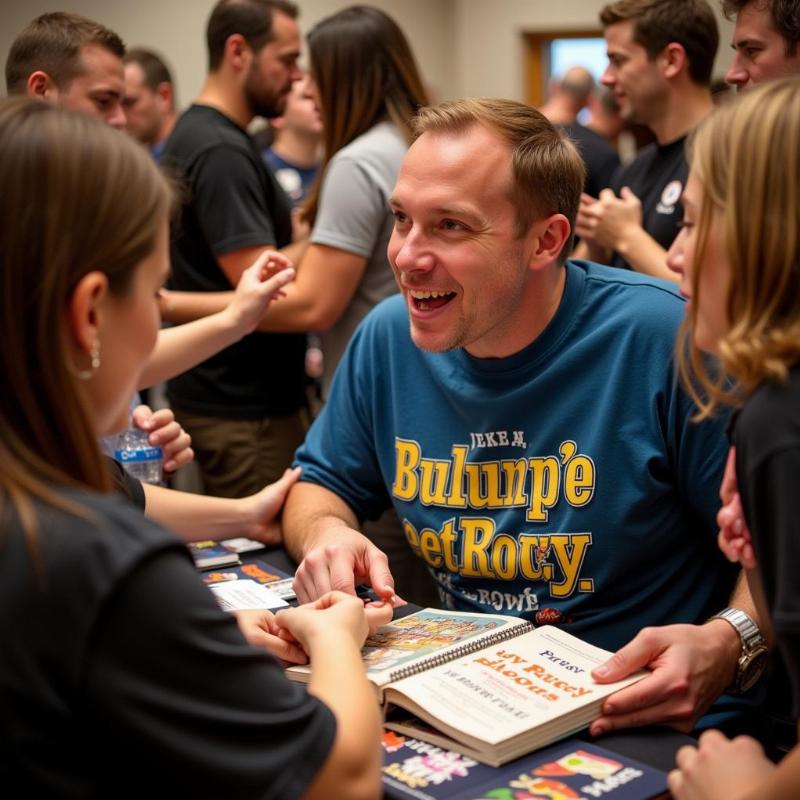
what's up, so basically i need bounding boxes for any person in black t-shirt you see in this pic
[666,80,800,800]
[575,0,718,282]
[160,0,310,499]
[0,95,391,799]
[539,66,621,198]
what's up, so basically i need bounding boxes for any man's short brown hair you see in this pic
[722,0,800,55]
[5,12,125,94]
[412,98,585,262]
[206,0,298,71]
[600,0,719,85]
[124,48,174,93]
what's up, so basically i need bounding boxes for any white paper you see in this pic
[209,579,288,611]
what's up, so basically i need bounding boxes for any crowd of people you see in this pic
[1,0,800,797]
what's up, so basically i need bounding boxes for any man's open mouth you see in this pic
[409,290,456,311]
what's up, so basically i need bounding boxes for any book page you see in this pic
[363,609,529,687]
[209,579,288,611]
[385,626,644,748]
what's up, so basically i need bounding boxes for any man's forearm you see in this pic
[283,482,361,562]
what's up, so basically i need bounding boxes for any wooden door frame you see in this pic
[523,29,604,108]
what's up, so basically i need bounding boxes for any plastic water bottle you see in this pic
[113,427,164,485]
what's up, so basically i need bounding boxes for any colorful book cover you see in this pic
[381,730,668,800]
[200,559,295,599]
[187,540,241,570]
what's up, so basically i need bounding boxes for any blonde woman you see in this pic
[0,97,389,798]
[666,78,800,800]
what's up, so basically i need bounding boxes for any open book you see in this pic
[287,609,646,767]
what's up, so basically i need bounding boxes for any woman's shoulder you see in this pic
[737,362,800,455]
[332,122,407,167]
[17,489,183,587]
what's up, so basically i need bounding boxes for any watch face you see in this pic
[738,648,769,693]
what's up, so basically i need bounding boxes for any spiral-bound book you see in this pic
[286,609,646,766]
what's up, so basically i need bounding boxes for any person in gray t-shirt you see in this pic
[158,7,429,396]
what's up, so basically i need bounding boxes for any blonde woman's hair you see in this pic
[0,97,172,551]
[677,77,800,417]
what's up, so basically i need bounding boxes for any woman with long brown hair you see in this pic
[0,96,389,798]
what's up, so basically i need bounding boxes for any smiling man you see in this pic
[575,0,717,282]
[723,0,800,88]
[5,12,126,129]
[282,98,766,739]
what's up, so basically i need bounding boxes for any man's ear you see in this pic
[225,33,252,73]
[26,70,59,101]
[66,271,109,359]
[528,214,572,270]
[156,81,174,112]
[660,42,687,81]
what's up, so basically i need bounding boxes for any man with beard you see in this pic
[161,0,308,498]
[575,0,717,282]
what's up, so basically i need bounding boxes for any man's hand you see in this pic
[717,448,756,568]
[131,404,193,473]
[238,467,303,545]
[575,187,643,254]
[575,193,610,262]
[292,527,403,607]
[588,621,740,735]
[231,609,309,666]
[668,729,775,800]
[222,250,295,336]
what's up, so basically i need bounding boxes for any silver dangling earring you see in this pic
[75,340,101,380]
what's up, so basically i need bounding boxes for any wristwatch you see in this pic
[710,608,769,694]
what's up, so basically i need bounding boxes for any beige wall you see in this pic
[0,0,733,105]
[0,0,456,106]
[452,0,733,101]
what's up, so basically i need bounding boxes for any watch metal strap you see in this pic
[712,607,764,652]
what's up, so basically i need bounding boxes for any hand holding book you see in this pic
[588,622,736,737]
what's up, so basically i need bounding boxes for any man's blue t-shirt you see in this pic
[295,260,736,652]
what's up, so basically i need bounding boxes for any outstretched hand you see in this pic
[225,250,296,336]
